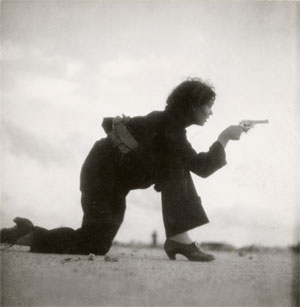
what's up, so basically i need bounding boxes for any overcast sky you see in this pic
[1,0,299,247]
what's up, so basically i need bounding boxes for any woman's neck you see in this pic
[165,108,193,128]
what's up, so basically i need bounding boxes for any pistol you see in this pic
[239,119,269,131]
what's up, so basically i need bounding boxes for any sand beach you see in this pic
[1,244,297,306]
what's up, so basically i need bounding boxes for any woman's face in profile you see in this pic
[192,100,214,126]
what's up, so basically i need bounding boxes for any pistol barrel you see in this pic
[242,120,269,124]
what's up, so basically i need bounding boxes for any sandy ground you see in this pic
[0,244,297,306]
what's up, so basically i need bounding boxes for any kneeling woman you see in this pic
[1,78,244,261]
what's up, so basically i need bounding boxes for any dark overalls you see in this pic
[30,110,226,255]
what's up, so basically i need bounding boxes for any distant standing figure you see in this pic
[152,231,158,247]
[1,78,245,261]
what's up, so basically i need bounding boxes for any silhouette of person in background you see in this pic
[1,78,245,261]
[152,231,158,247]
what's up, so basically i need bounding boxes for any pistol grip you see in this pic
[240,123,252,132]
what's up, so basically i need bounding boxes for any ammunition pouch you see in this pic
[102,116,139,154]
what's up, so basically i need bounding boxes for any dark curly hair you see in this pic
[165,78,216,117]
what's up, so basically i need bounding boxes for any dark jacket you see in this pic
[84,110,226,193]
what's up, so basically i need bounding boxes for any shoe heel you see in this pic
[166,250,176,260]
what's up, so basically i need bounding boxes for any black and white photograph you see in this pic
[1,0,299,306]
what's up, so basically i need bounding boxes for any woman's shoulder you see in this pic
[127,110,166,132]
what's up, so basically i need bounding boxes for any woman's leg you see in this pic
[0,219,76,253]
[76,138,126,254]
[75,192,126,255]
[169,232,193,244]
[27,192,126,255]
[161,168,209,239]
[0,217,34,245]
[161,169,215,261]
[29,226,80,254]
[0,189,126,255]
[1,139,126,255]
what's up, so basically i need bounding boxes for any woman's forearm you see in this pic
[217,134,229,148]
[189,141,227,178]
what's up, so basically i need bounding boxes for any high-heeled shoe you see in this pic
[164,239,215,262]
[0,217,34,244]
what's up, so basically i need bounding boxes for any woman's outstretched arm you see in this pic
[188,141,226,178]
[165,125,243,178]
[164,126,226,178]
